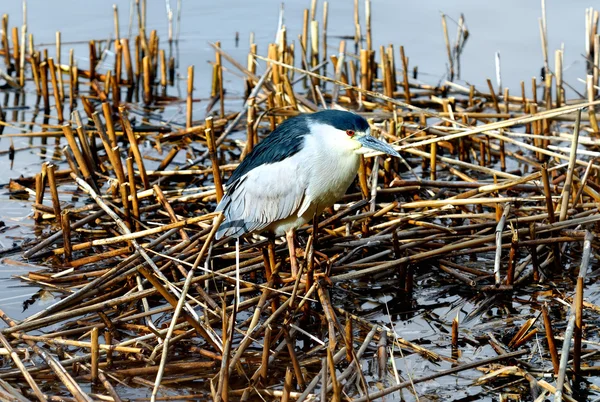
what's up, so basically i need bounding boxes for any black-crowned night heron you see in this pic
[215,110,399,273]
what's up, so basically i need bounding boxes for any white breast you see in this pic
[297,122,361,217]
[265,122,362,236]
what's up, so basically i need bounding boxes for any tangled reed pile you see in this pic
[1,1,600,401]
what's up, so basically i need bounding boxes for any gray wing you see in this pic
[215,157,307,239]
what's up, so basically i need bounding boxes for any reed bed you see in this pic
[1,1,600,401]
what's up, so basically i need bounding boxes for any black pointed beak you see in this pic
[356,135,400,157]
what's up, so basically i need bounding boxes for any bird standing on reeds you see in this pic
[215,110,400,274]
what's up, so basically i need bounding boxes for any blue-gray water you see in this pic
[0,0,590,183]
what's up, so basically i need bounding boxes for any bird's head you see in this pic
[310,110,400,158]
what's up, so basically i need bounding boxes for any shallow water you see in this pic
[0,0,592,176]
[0,1,598,400]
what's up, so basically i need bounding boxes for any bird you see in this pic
[215,110,400,274]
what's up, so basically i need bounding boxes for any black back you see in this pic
[309,109,369,132]
[227,110,368,185]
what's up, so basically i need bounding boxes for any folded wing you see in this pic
[215,157,307,239]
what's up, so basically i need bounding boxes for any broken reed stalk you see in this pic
[493,204,510,285]
[90,327,99,383]
[11,26,19,81]
[46,164,61,221]
[1,15,10,68]
[33,164,47,223]
[186,65,194,128]
[441,13,454,81]
[60,209,72,262]
[56,31,64,101]
[91,112,126,186]
[399,45,411,103]
[555,230,592,399]
[73,111,95,171]
[143,55,152,104]
[119,106,150,189]
[451,313,459,354]
[205,117,224,202]
[542,303,560,375]
[62,123,95,189]
[216,41,225,119]
[47,57,64,122]
[559,109,581,221]
[573,230,593,374]
[555,314,576,400]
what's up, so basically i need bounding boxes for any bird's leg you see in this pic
[261,234,280,313]
[286,228,299,277]
[267,238,277,276]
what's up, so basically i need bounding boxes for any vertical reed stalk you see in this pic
[215,41,225,118]
[18,25,25,87]
[102,102,117,148]
[31,50,41,95]
[92,112,126,186]
[587,75,599,133]
[541,304,559,375]
[186,65,194,128]
[365,0,372,51]
[441,14,453,81]
[119,106,150,189]
[279,367,293,402]
[142,55,152,104]
[40,60,50,114]
[91,327,99,383]
[89,40,96,85]
[430,143,437,181]
[301,9,309,78]
[594,34,600,90]
[360,49,369,93]
[310,21,319,85]
[1,15,10,68]
[114,40,122,86]
[205,117,224,202]
[559,110,581,221]
[451,312,459,359]
[56,31,64,101]
[573,231,593,374]
[11,27,20,79]
[555,49,562,108]
[113,4,120,43]
[33,173,44,222]
[47,58,64,122]
[120,182,132,230]
[126,157,141,231]
[260,326,271,380]
[62,124,95,190]
[61,210,72,262]
[159,49,166,92]
[322,2,328,67]
[46,165,61,222]
[399,46,411,103]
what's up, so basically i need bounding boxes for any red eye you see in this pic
[346,130,355,137]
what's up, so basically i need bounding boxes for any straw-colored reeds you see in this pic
[0,2,599,402]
